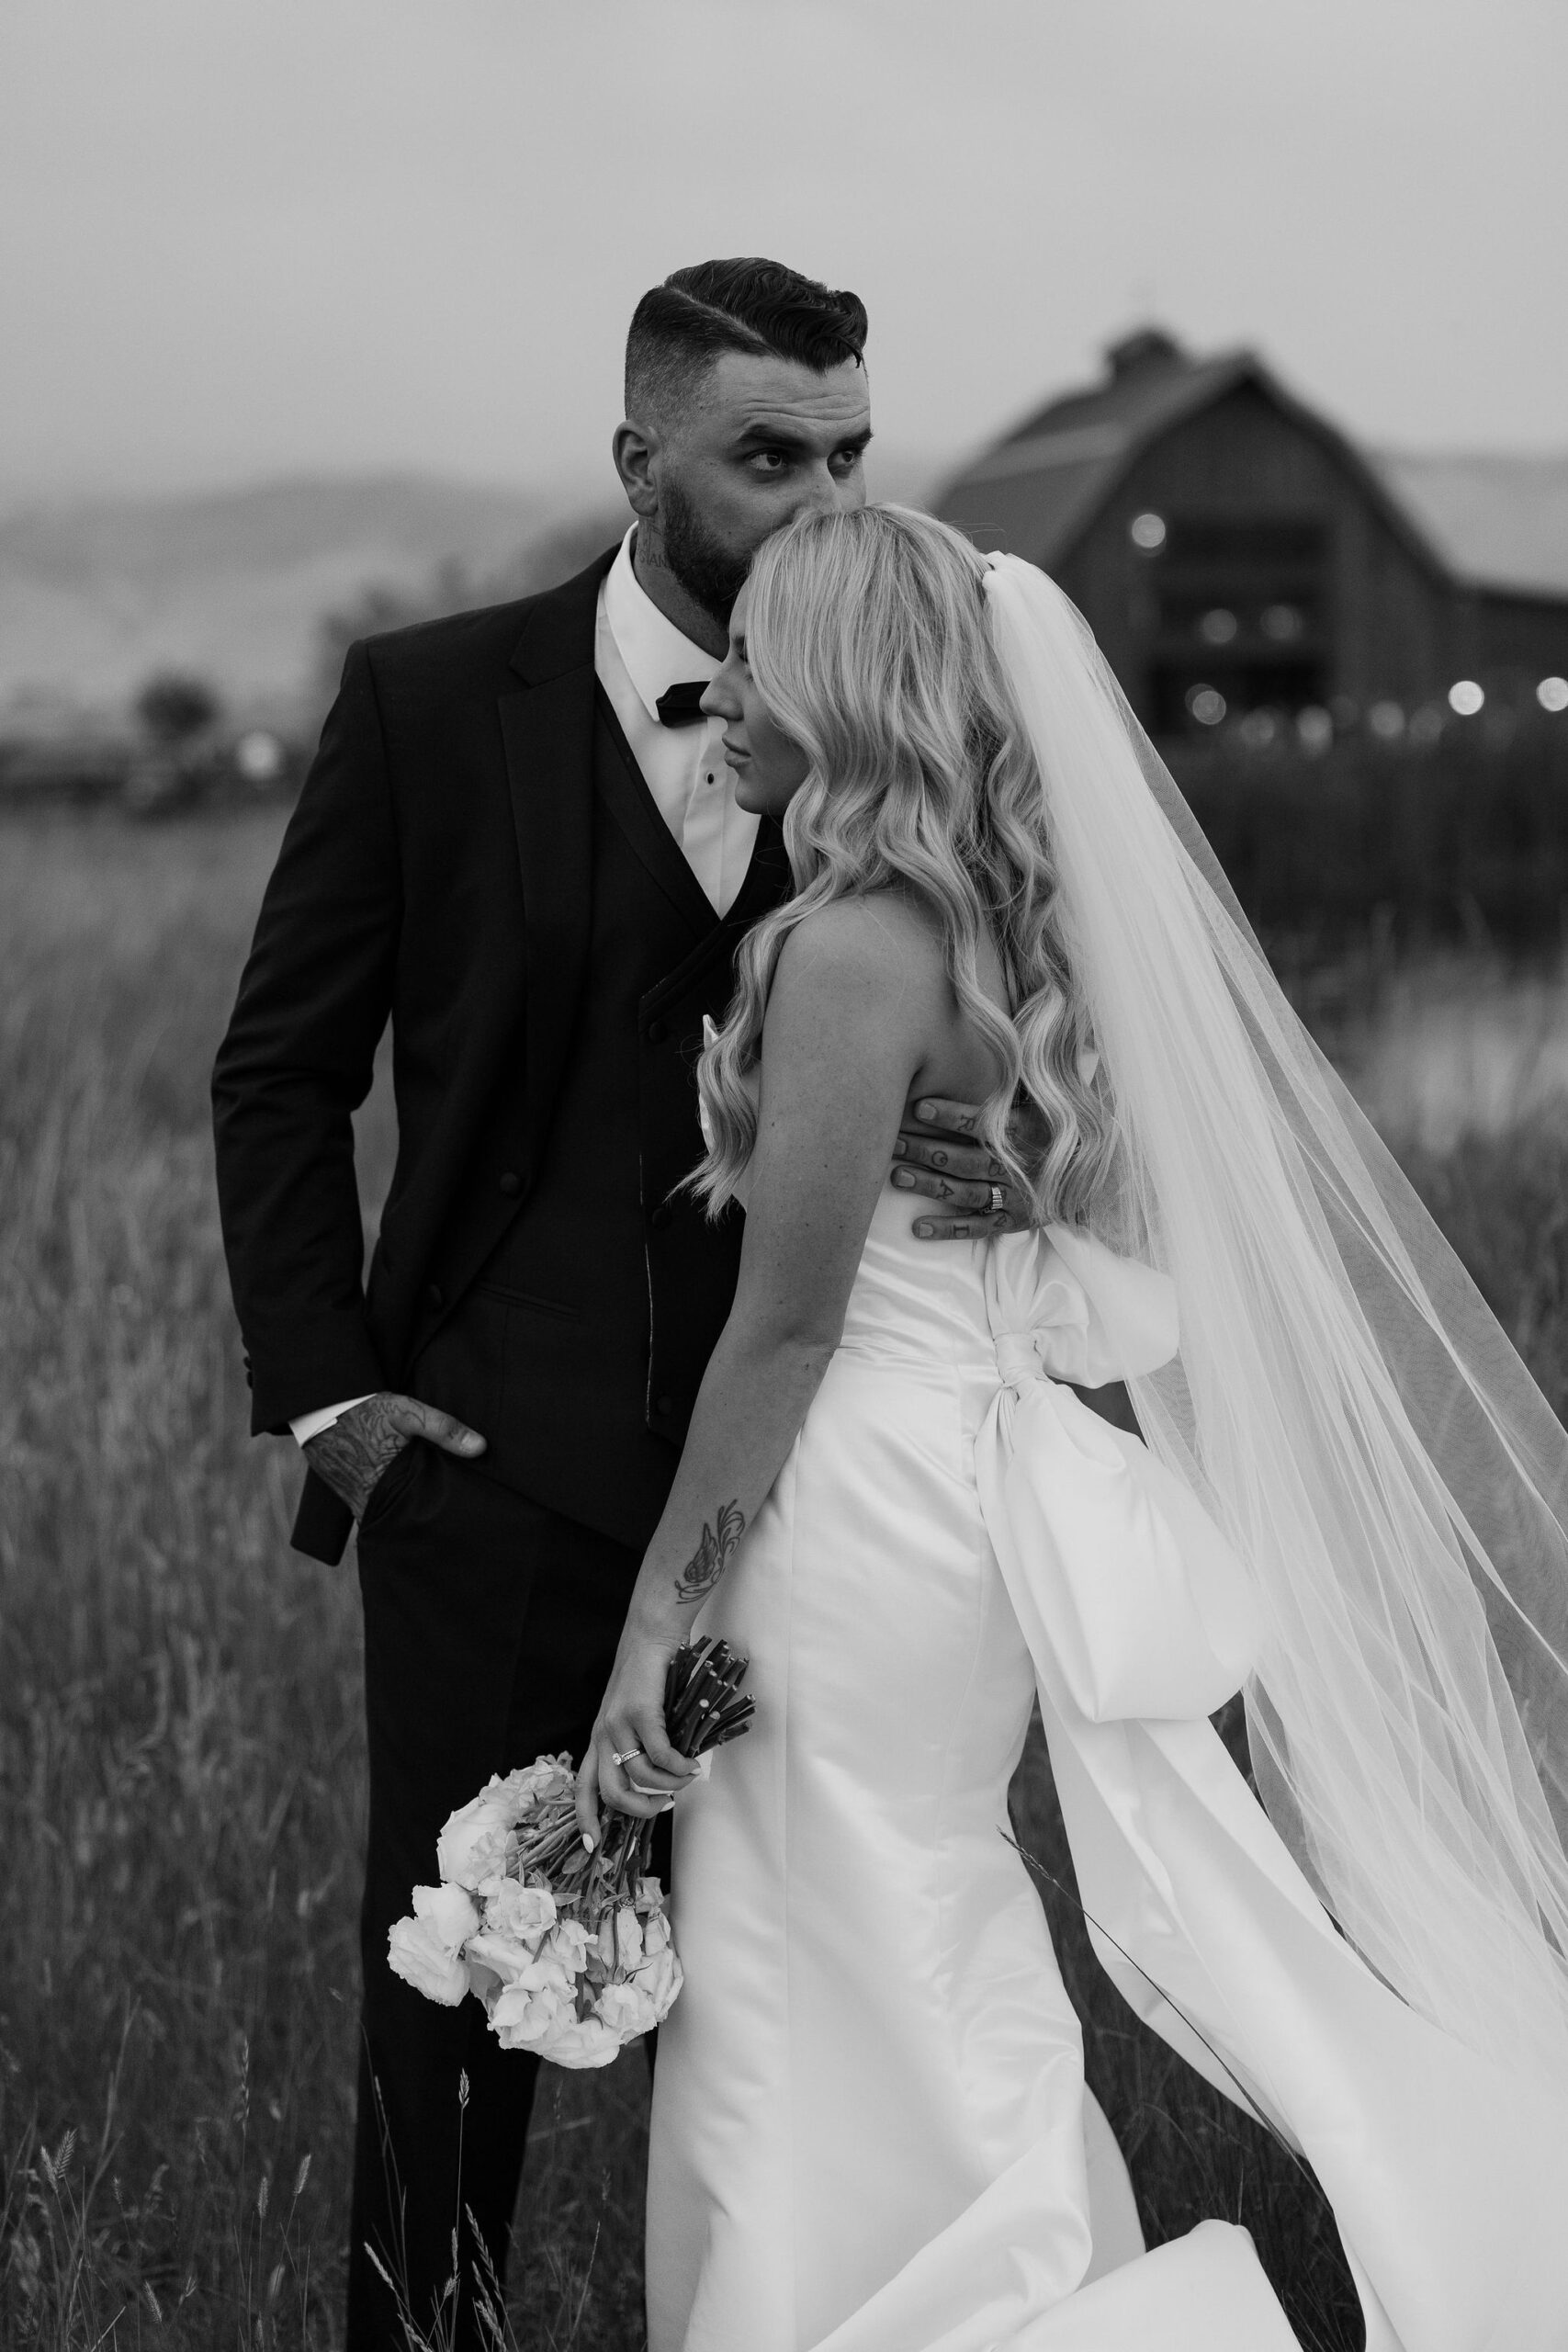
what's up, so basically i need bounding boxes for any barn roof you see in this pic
[933,327,1452,587]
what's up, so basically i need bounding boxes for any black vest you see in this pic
[410,695,789,1549]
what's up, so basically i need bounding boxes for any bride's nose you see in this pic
[701,673,739,721]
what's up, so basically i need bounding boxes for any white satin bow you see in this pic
[978,1229,1260,1723]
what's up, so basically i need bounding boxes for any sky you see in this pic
[3,0,1564,508]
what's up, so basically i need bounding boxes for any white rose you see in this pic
[513,1942,579,1996]
[515,1756,577,1809]
[613,1906,644,1972]
[489,1982,569,2050]
[464,1928,535,1986]
[436,1778,523,1888]
[550,1918,592,1975]
[642,1911,671,1958]
[388,1916,468,2007]
[540,2014,621,2069]
[412,1882,480,1953]
[487,1982,531,2039]
[639,1945,682,2016]
[465,1956,502,2003]
[488,1993,530,2050]
[596,1978,657,2039]
[479,1878,557,1948]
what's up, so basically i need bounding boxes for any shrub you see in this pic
[1172,719,1568,955]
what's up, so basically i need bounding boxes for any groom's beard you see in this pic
[660,479,752,626]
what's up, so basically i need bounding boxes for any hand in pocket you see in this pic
[303,1394,486,1519]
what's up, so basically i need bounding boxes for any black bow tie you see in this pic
[655,681,712,728]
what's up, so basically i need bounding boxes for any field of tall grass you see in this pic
[3,806,1564,2350]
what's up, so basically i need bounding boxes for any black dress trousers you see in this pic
[347,1441,651,2350]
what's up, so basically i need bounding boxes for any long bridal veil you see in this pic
[981,553,1568,2094]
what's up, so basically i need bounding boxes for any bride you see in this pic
[574,505,1568,2351]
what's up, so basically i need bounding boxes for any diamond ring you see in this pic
[988,1183,1006,1216]
[611,1745,644,1769]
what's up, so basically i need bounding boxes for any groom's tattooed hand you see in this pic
[674,1499,746,1607]
[893,1099,1044,1240]
[303,1392,485,1521]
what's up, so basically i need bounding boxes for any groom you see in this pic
[212,255,1015,2346]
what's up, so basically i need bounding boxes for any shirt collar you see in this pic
[601,526,719,725]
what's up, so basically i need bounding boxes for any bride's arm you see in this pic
[576,899,941,1840]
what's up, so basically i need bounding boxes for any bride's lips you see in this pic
[721,739,750,767]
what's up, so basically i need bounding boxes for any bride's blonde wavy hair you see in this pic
[693,503,1116,1225]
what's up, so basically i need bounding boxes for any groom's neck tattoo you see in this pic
[675,1499,746,1606]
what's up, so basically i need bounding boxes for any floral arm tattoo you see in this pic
[674,1499,746,1608]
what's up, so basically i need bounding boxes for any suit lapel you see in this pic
[639,813,795,1022]
[499,547,616,1159]
[497,543,793,1154]
[593,688,718,939]
[732,815,792,920]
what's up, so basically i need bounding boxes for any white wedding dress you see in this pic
[647,1145,1568,2352]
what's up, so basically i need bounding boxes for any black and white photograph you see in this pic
[4,4,1568,2346]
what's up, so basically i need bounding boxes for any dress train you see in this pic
[647,1182,1568,2349]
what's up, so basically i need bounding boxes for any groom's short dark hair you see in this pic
[626,258,868,424]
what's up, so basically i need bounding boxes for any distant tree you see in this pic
[307,510,626,723]
[488,507,627,599]
[136,670,221,744]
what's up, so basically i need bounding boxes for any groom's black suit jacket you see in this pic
[212,546,791,1567]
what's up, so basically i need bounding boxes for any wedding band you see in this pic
[988,1183,1006,1216]
[611,1746,644,1769]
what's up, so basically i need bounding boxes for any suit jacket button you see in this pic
[647,1017,668,1044]
[498,1170,522,1197]
[425,1283,444,1309]
[655,1395,674,1416]
[650,1203,672,1231]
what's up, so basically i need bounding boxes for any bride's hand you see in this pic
[575,1623,697,1848]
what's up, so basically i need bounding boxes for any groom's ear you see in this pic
[612,418,662,520]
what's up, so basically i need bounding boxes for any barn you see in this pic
[934,327,1568,745]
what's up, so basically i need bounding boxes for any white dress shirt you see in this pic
[290,527,758,1448]
[597,525,759,918]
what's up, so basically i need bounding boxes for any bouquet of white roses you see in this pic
[387,1637,753,2069]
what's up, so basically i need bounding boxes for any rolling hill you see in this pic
[4,448,1562,724]
[0,473,559,715]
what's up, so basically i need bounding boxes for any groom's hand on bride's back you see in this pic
[302,1394,486,1520]
[892,1100,1041,1241]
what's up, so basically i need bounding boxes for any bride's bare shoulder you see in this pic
[772,890,947,1000]
[762,895,947,1106]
